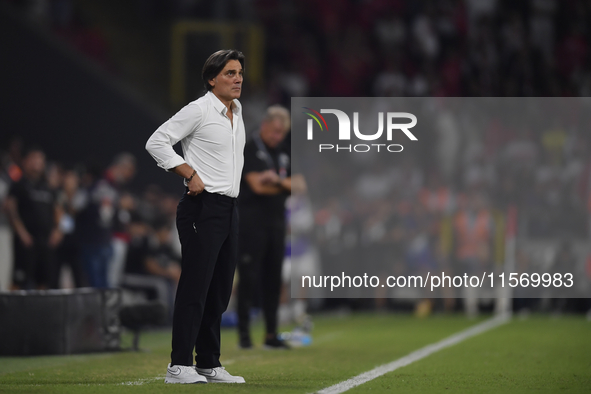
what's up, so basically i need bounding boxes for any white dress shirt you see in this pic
[146,91,245,198]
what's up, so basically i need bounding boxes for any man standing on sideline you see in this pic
[237,105,292,349]
[146,49,246,384]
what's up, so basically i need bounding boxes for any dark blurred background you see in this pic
[2,0,590,184]
[0,0,590,318]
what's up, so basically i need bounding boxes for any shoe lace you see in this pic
[214,367,229,375]
[180,365,198,374]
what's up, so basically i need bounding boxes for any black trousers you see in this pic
[56,233,85,287]
[171,190,238,367]
[237,221,285,339]
[13,235,55,289]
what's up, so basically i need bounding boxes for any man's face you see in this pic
[210,59,243,102]
[116,162,136,184]
[23,151,45,179]
[63,170,79,192]
[260,118,288,149]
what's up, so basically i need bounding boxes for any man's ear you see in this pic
[209,77,216,89]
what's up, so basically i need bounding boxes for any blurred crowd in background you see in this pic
[6,0,591,103]
[300,99,591,314]
[2,0,591,316]
[0,143,184,316]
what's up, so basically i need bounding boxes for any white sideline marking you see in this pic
[315,314,511,394]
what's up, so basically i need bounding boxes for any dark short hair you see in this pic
[202,49,245,92]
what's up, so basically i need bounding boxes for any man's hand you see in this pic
[167,263,182,282]
[290,174,306,194]
[245,171,292,195]
[171,163,205,196]
[259,170,280,185]
[187,173,205,196]
[48,228,63,248]
[18,228,33,247]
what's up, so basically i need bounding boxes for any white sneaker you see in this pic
[165,364,207,384]
[195,366,245,383]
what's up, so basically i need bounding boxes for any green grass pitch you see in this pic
[0,314,589,393]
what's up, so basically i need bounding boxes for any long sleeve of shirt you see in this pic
[145,101,203,171]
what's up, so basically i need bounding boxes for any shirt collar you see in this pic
[207,91,241,116]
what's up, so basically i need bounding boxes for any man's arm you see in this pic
[144,256,181,282]
[244,170,290,195]
[145,102,206,195]
[48,201,63,248]
[4,196,33,247]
